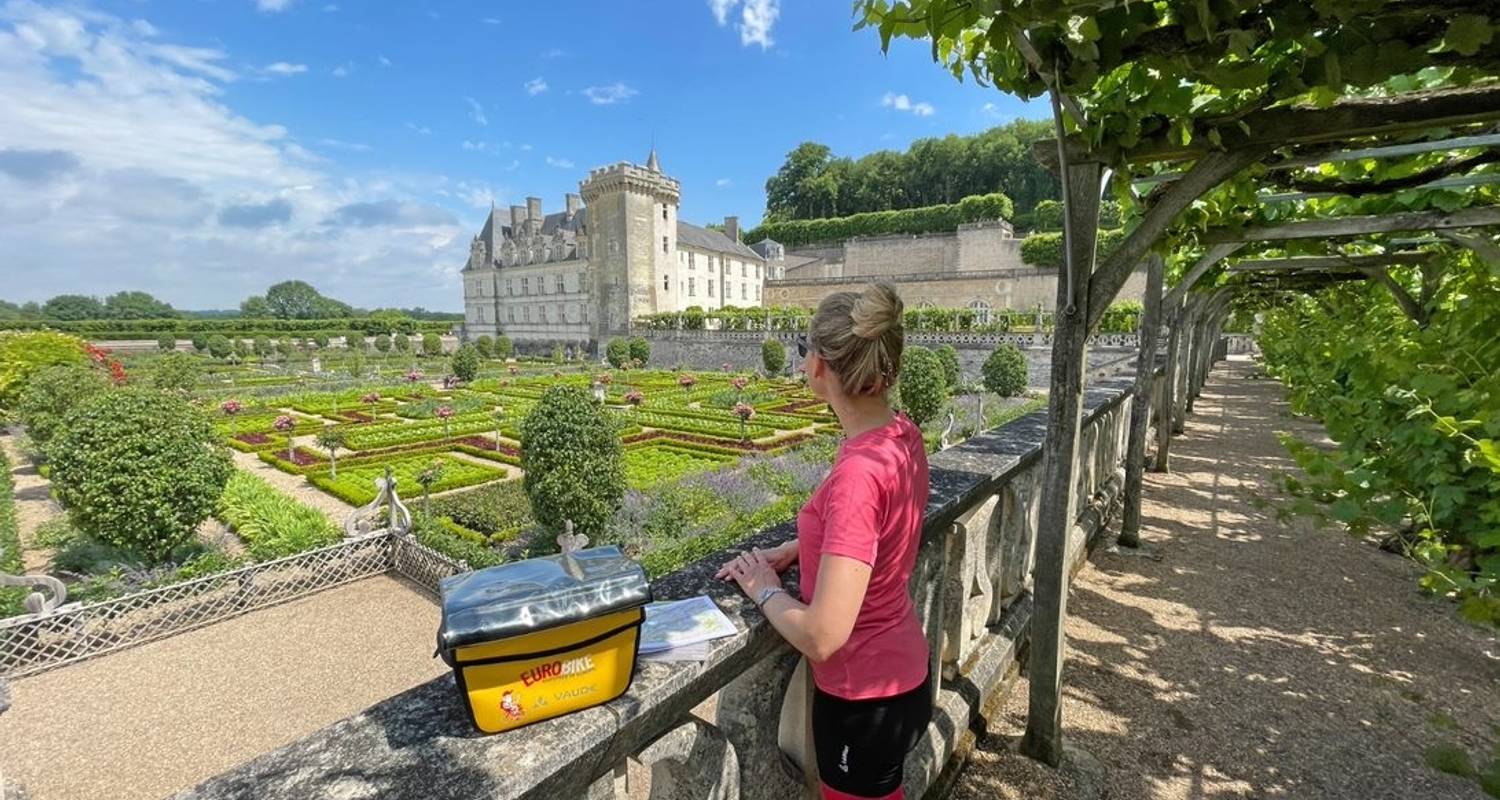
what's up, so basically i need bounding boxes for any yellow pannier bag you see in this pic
[436,545,651,734]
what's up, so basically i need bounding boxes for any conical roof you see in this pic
[646,146,661,172]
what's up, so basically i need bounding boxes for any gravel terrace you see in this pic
[950,355,1500,800]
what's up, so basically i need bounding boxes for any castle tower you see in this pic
[579,148,681,341]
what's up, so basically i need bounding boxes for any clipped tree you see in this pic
[191,333,209,353]
[232,339,250,360]
[253,335,273,361]
[150,352,200,395]
[374,333,392,354]
[935,344,961,392]
[315,427,347,480]
[49,389,233,564]
[605,338,629,369]
[17,364,110,455]
[551,342,565,365]
[897,345,946,426]
[393,332,410,354]
[494,335,513,359]
[276,338,294,360]
[156,332,176,352]
[628,336,650,366]
[0,330,88,409]
[312,332,330,350]
[345,330,366,352]
[520,385,625,541]
[421,333,443,357]
[451,343,481,383]
[206,334,232,359]
[474,335,494,359]
[982,343,1028,398]
[761,338,786,375]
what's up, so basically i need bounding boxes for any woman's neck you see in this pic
[830,392,895,439]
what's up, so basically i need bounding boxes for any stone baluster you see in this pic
[717,648,811,800]
[997,466,1042,610]
[627,719,741,800]
[940,495,1000,677]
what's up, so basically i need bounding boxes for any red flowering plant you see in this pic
[361,393,381,420]
[273,415,297,462]
[624,390,645,407]
[435,404,455,439]
[85,343,128,386]
[733,402,756,441]
[722,361,733,372]
[678,374,697,393]
[405,369,424,383]
[597,373,613,385]
[221,400,242,436]
[508,365,519,375]
[732,376,749,393]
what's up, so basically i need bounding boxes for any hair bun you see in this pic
[849,282,904,340]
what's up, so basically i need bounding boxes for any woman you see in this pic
[718,282,931,800]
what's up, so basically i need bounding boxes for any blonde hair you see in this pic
[808,282,904,396]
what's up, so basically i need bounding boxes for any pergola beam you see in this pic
[1226,252,1434,272]
[1201,205,1500,244]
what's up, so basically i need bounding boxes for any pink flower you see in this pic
[508,365,519,375]
[405,370,424,383]
[732,377,749,392]
[361,393,381,404]
[722,362,732,372]
[597,373,613,385]
[733,402,755,421]
[678,375,696,389]
[272,415,295,432]
[221,400,242,416]
[435,405,455,420]
[624,390,644,406]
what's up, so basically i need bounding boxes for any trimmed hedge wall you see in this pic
[0,317,452,340]
[0,447,24,616]
[743,192,1013,248]
[1019,228,1126,268]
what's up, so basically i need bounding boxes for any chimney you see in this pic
[724,216,740,243]
[565,193,582,217]
[526,196,543,233]
[509,205,527,237]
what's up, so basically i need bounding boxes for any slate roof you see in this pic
[677,221,764,261]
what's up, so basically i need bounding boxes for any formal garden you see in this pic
[0,327,1041,619]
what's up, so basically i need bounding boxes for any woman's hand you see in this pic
[716,548,781,602]
[716,541,796,581]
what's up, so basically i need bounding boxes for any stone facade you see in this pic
[461,149,767,352]
[757,221,1144,315]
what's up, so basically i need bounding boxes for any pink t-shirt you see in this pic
[797,412,930,700]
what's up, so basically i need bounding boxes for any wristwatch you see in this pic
[755,586,788,609]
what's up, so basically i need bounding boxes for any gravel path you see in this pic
[951,355,1500,800]
[0,575,447,800]
[0,429,63,572]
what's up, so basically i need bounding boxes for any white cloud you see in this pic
[708,0,736,25]
[323,4,338,11]
[481,17,501,25]
[545,156,574,169]
[503,159,520,171]
[882,92,935,116]
[0,3,467,310]
[378,54,391,67]
[582,82,638,105]
[131,19,158,37]
[525,77,548,96]
[317,138,371,152]
[331,61,353,78]
[255,0,294,12]
[456,181,500,209]
[406,122,431,135]
[462,140,495,154]
[263,61,307,76]
[519,143,533,151]
[464,96,488,126]
[715,177,732,187]
[739,0,779,48]
[540,48,564,59]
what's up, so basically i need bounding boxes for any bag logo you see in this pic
[520,654,597,687]
[500,690,525,721]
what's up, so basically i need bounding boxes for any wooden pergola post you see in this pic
[1020,156,1103,767]
[1152,294,1183,472]
[1119,254,1164,547]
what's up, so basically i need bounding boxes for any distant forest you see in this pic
[0,280,461,322]
[761,119,1061,226]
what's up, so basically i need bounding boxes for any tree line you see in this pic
[1,280,461,322]
[761,119,1060,225]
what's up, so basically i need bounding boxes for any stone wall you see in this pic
[183,369,1158,800]
[766,264,1146,314]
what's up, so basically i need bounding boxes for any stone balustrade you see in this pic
[181,370,1154,800]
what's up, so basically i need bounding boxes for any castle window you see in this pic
[508,307,515,323]
[755,285,761,301]
[688,277,696,297]
[741,283,747,300]
[969,299,992,325]
[662,236,668,254]
[755,264,761,280]
[689,252,695,269]
[555,275,564,293]
[662,205,668,221]
[708,279,715,297]
[663,275,670,291]
[741,263,747,278]
[523,277,531,295]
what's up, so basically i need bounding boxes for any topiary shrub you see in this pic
[345,331,365,352]
[629,336,650,366]
[313,332,331,350]
[474,335,493,358]
[421,333,442,356]
[606,338,629,369]
[49,389,233,565]
[392,332,409,353]
[253,335,273,360]
[17,365,110,455]
[156,332,176,352]
[551,342,564,364]
[0,330,88,409]
[374,333,392,353]
[982,343,1028,397]
[206,333,232,359]
[761,338,786,375]
[935,344,961,392]
[150,352,200,395]
[897,346,946,426]
[191,333,209,353]
[494,335,513,359]
[521,385,625,542]
[451,342,480,382]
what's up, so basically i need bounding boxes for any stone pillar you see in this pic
[716,648,811,800]
[634,720,740,800]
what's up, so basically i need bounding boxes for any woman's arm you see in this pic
[722,550,869,663]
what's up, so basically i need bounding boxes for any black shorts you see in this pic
[811,672,933,798]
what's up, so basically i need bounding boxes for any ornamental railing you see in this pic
[181,365,1167,800]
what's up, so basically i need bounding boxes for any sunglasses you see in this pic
[796,333,808,359]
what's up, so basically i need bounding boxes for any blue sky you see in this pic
[0,0,1040,311]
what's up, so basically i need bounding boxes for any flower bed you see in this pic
[216,470,341,561]
[456,435,520,458]
[307,453,509,506]
[257,446,330,473]
[623,442,737,490]
[623,409,774,440]
[227,432,287,453]
[343,413,495,450]
[622,429,817,455]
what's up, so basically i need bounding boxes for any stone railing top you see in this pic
[179,374,1138,800]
